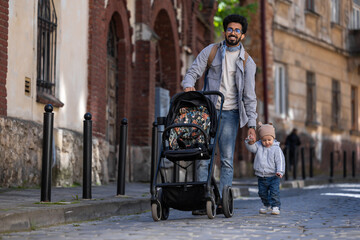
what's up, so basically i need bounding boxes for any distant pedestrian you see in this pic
[285,128,301,170]
[245,122,285,215]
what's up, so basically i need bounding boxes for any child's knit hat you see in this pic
[258,122,275,139]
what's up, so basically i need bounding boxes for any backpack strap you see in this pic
[207,44,219,69]
[243,51,249,70]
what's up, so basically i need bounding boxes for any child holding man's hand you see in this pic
[245,122,285,215]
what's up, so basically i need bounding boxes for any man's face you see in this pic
[224,22,245,46]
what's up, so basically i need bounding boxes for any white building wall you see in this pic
[7,0,89,132]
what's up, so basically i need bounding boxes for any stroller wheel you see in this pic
[206,198,216,219]
[151,201,162,221]
[222,185,234,218]
[162,205,170,220]
[158,188,169,220]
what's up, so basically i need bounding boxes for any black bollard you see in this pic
[301,147,306,180]
[41,104,54,202]
[330,152,334,178]
[352,151,356,178]
[83,113,92,199]
[117,118,128,196]
[343,150,347,178]
[309,147,313,178]
[150,121,158,194]
[293,146,298,180]
[284,147,289,181]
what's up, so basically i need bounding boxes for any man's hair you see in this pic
[223,14,248,34]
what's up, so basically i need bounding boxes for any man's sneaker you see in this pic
[271,207,280,215]
[192,209,206,215]
[259,205,271,214]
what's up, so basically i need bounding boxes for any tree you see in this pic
[214,0,257,38]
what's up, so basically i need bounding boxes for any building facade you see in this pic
[0,0,217,187]
[236,0,360,178]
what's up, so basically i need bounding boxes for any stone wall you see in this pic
[0,117,109,188]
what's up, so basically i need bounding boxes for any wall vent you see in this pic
[25,77,31,96]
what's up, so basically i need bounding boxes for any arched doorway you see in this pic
[153,9,179,120]
[154,9,178,97]
[106,18,118,180]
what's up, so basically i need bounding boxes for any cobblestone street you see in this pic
[2,183,360,240]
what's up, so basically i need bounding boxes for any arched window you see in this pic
[37,0,63,107]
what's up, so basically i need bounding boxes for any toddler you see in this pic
[245,122,285,215]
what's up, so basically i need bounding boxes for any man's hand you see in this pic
[276,173,283,178]
[184,87,196,92]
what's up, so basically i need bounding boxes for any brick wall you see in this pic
[87,0,107,137]
[0,0,8,116]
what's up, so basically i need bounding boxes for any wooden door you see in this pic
[106,56,118,180]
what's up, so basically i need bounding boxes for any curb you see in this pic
[0,198,149,233]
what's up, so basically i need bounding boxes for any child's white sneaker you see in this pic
[271,207,280,215]
[259,205,271,214]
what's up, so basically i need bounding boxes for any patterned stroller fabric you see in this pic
[169,106,210,150]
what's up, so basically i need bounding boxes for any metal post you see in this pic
[83,113,92,199]
[343,150,347,178]
[150,121,158,194]
[284,148,289,181]
[352,151,356,178]
[301,147,305,180]
[117,118,128,196]
[309,147,313,178]
[330,152,334,178]
[172,163,179,183]
[293,146,297,180]
[41,104,54,202]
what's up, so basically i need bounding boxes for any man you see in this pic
[285,128,301,170]
[182,14,257,213]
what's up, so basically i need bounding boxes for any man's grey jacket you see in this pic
[181,41,257,128]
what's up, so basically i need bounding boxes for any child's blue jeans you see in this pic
[257,175,281,208]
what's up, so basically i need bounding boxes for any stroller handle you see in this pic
[200,91,224,104]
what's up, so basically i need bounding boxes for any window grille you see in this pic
[332,80,341,128]
[331,0,340,24]
[305,0,315,12]
[306,71,316,123]
[350,2,360,29]
[37,0,57,98]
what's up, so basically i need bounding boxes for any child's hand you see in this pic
[276,173,283,178]
[246,135,255,145]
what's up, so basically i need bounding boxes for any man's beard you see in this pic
[225,35,241,46]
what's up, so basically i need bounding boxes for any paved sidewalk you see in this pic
[0,177,359,233]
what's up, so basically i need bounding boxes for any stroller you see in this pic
[150,91,234,221]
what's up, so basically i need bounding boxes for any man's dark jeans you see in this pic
[257,175,281,208]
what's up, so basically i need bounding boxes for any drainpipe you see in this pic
[261,0,268,123]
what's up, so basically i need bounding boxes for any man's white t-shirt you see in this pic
[216,50,239,110]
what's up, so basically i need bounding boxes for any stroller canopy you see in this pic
[165,91,218,138]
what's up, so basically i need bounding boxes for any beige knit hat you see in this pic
[258,122,275,139]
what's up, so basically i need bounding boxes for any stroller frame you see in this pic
[150,91,234,221]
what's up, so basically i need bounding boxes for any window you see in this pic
[331,0,340,24]
[305,0,315,11]
[37,0,63,107]
[332,80,341,129]
[350,1,360,29]
[274,64,287,116]
[306,71,317,124]
[351,86,358,131]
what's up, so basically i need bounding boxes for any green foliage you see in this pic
[214,0,258,37]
